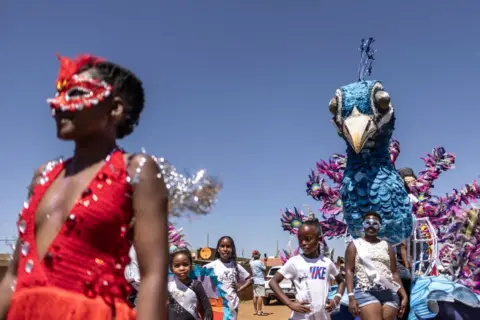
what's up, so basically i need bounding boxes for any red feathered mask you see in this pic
[55,54,106,92]
[47,54,112,112]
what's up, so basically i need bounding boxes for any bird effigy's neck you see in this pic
[346,138,391,168]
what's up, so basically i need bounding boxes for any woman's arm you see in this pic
[388,244,407,298]
[388,244,408,317]
[344,242,356,295]
[399,241,411,269]
[131,156,169,320]
[345,242,360,317]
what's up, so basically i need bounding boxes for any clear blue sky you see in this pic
[2,1,480,258]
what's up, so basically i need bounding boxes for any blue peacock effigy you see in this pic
[327,38,412,244]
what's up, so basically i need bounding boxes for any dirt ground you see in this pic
[238,301,291,319]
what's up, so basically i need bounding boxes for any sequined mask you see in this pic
[363,219,381,230]
[47,73,112,113]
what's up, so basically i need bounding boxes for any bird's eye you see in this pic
[374,90,390,112]
[329,97,338,115]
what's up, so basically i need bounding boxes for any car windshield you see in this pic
[268,268,279,277]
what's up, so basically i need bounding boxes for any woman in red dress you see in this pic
[0,54,169,319]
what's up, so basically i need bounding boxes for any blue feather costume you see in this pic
[329,80,412,244]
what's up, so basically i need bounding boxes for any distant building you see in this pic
[0,253,10,279]
[265,258,282,267]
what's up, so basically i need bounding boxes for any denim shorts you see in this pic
[355,289,400,309]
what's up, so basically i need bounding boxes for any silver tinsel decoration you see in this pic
[139,150,221,217]
[153,155,222,216]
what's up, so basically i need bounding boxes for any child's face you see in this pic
[171,253,192,280]
[218,238,233,261]
[298,225,320,256]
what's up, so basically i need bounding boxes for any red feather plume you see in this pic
[55,53,106,91]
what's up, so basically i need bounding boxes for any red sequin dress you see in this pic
[9,150,136,319]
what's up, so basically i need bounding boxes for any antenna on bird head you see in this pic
[358,37,377,81]
[303,204,315,220]
[303,204,324,238]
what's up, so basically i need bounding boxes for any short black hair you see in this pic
[398,168,416,180]
[364,212,382,223]
[398,167,416,193]
[170,247,193,268]
[300,218,323,237]
[78,61,145,139]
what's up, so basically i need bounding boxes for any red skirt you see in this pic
[8,287,136,320]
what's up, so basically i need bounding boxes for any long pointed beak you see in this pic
[343,114,376,153]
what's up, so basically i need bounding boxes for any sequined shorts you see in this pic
[355,289,400,309]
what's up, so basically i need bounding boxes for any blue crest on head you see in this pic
[340,80,378,118]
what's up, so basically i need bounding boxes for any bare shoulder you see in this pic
[28,160,62,197]
[346,241,356,252]
[123,153,164,183]
[30,165,45,185]
[386,242,395,252]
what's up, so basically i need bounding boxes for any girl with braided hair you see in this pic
[202,236,253,320]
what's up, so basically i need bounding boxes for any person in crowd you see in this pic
[397,167,423,319]
[203,236,253,320]
[345,212,408,320]
[397,168,420,206]
[334,257,346,285]
[269,218,345,320]
[0,54,168,319]
[168,248,212,320]
[249,250,267,316]
[394,240,411,320]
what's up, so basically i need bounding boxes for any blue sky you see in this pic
[1,1,480,258]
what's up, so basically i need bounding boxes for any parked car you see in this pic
[264,266,295,305]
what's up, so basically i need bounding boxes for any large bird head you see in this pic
[329,80,394,153]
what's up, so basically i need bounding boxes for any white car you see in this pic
[264,266,295,305]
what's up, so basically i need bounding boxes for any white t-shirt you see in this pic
[204,259,251,312]
[409,193,419,203]
[279,255,338,320]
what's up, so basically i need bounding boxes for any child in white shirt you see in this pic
[269,219,345,320]
[202,236,253,320]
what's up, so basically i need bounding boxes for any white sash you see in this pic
[353,239,400,292]
[124,247,141,291]
[168,278,199,319]
[409,194,419,204]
